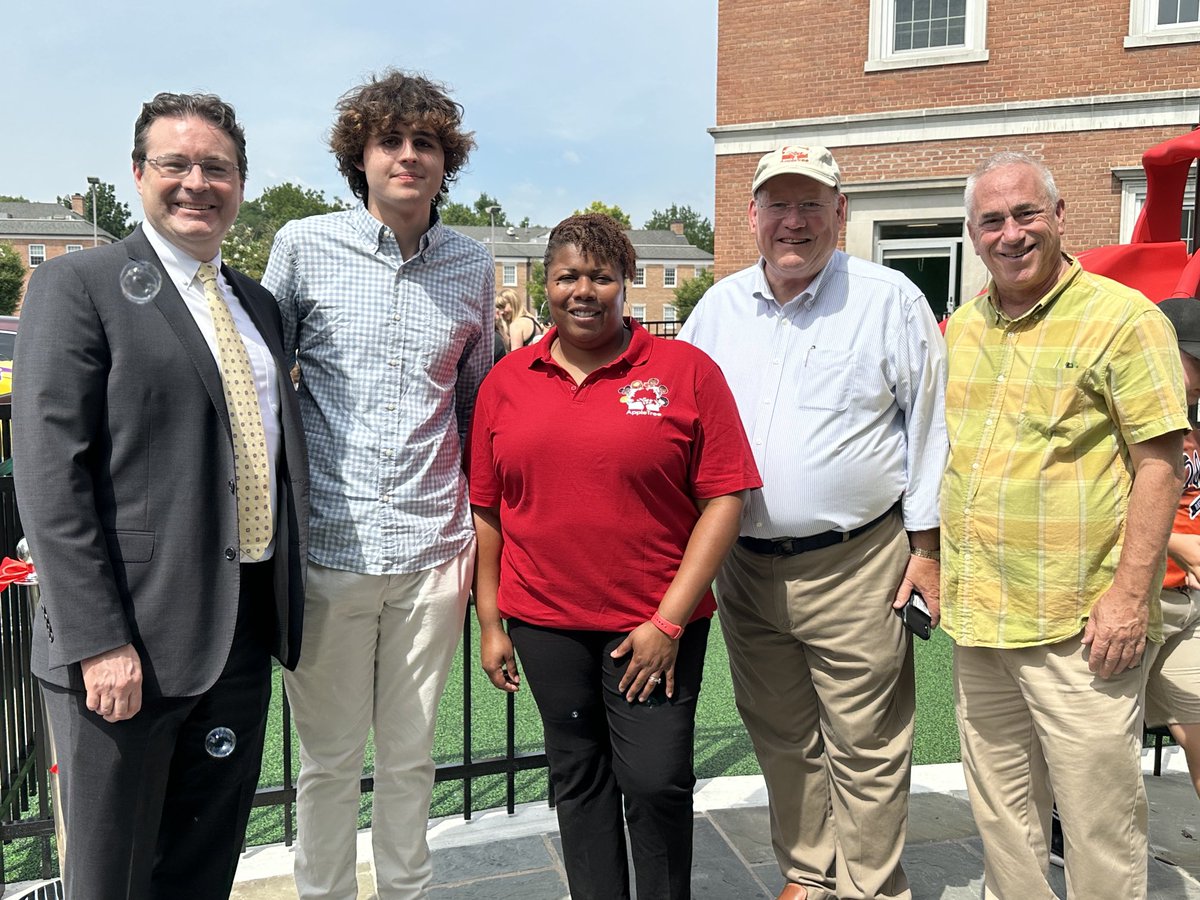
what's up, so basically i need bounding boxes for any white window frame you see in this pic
[663,266,677,288]
[66,244,83,253]
[28,244,46,267]
[633,266,646,288]
[631,303,647,321]
[1117,171,1196,250]
[1126,0,1200,47]
[502,264,517,287]
[865,0,989,72]
[662,304,677,323]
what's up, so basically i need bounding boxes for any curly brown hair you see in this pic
[543,214,637,281]
[329,69,475,205]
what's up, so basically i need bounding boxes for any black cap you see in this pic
[1158,297,1200,361]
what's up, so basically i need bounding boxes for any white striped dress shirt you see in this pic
[678,251,947,538]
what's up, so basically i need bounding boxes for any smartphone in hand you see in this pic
[895,590,933,640]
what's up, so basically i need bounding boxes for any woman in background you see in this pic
[496,287,544,347]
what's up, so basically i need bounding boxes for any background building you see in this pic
[0,197,116,306]
[451,223,713,327]
[713,0,1200,318]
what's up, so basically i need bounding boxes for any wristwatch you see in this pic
[650,611,684,640]
[910,547,941,561]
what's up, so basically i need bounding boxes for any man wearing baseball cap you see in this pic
[1145,296,1200,799]
[679,146,947,899]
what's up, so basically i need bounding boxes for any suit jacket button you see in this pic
[228,479,237,494]
[225,547,237,560]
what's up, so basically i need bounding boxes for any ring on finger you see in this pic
[648,675,662,685]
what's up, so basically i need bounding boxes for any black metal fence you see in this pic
[0,403,551,888]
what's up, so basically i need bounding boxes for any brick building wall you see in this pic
[713,0,1199,298]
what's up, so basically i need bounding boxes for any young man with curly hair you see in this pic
[263,69,493,900]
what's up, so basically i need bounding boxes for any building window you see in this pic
[662,304,677,323]
[866,0,988,71]
[1117,170,1196,251]
[502,264,517,286]
[663,267,677,288]
[633,266,646,287]
[1127,0,1200,45]
[631,304,647,321]
[66,244,83,253]
[29,244,46,267]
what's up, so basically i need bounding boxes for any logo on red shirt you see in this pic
[618,378,669,417]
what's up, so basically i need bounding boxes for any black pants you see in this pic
[41,562,274,900]
[509,617,710,900]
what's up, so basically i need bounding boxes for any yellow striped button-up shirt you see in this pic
[940,257,1188,648]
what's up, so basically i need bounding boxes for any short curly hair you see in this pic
[543,214,637,282]
[329,69,475,205]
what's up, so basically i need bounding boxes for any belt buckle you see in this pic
[777,539,795,555]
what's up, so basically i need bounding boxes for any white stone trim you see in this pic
[710,90,1200,155]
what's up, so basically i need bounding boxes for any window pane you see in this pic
[914,0,930,19]
[948,19,966,42]
[1182,0,1200,22]
[895,0,913,19]
[1159,0,1181,24]
[894,21,913,50]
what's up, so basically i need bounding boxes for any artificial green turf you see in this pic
[4,615,961,881]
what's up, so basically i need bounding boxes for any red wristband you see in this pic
[650,611,684,640]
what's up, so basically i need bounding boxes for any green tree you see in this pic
[221,182,347,280]
[644,204,714,254]
[59,182,135,239]
[673,267,714,323]
[440,192,510,227]
[527,262,548,319]
[572,201,631,228]
[0,195,29,203]
[0,243,26,316]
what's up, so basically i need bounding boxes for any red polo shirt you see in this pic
[1165,428,1200,590]
[468,320,761,632]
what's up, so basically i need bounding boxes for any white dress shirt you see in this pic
[143,220,282,560]
[678,250,947,538]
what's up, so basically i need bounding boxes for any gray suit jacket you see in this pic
[12,226,309,698]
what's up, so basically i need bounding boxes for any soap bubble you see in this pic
[119,260,162,305]
[204,727,237,758]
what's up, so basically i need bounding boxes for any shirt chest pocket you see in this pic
[795,349,856,412]
[1022,365,1092,439]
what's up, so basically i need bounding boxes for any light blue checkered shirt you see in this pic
[264,204,493,574]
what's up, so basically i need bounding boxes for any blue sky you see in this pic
[5,1,718,229]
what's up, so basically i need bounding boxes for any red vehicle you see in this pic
[1076,126,1200,304]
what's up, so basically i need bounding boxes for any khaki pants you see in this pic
[716,511,913,900]
[954,635,1147,900]
[284,545,474,900]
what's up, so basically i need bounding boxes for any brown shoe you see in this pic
[775,885,807,900]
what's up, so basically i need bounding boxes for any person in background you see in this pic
[496,286,544,347]
[469,213,761,900]
[942,151,1187,897]
[262,69,492,900]
[679,145,947,900]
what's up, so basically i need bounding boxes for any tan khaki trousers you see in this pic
[954,635,1148,900]
[716,512,913,900]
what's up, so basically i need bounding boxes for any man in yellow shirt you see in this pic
[941,151,1189,898]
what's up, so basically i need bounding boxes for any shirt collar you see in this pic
[752,250,840,311]
[531,317,653,375]
[983,253,1080,327]
[142,219,221,289]
[350,201,446,260]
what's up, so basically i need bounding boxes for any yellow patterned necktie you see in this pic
[197,263,273,560]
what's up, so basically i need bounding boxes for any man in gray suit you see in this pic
[12,92,308,900]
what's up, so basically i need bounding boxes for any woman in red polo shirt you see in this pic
[468,214,761,900]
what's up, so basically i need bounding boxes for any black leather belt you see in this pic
[737,506,896,557]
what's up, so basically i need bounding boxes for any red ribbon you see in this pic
[0,557,35,589]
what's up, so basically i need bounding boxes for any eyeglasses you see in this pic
[755,200,832,221]
[144,155,239,182]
